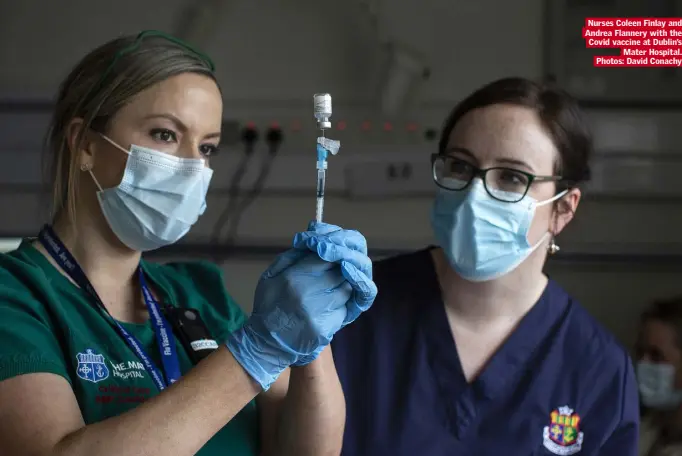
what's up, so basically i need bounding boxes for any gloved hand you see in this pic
[290,221,378,366]
[294,222,375,323]
[225,223,377,390]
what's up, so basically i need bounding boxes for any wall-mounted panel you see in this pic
[4,105,682,198]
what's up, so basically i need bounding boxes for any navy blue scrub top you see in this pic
[332,248,639,456]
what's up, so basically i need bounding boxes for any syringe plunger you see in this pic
[313,93,332,129]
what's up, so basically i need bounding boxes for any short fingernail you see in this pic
[342,262,359,281]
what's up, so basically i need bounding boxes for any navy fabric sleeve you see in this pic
[599,352,640,455]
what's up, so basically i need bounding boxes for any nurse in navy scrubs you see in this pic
[331,77,639,455]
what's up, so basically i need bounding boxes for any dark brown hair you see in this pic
[438,77,592,192]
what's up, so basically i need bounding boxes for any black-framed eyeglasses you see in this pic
[431,153,563,203]
[86,30,215,103]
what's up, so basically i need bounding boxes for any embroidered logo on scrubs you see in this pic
[76,349,110,383]
[542,406,584,455]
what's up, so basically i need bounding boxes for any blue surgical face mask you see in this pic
[431,178,567,282]
[637,361,682,410]
[88,135,213,252]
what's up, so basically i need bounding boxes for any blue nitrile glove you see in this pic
[225,235,373,390]
[291,221,378,366]
[294,221,376,327]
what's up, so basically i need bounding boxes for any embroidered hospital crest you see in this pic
[542,406,584,455]
[76,349,110,383]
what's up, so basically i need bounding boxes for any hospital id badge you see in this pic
[164,306,219,365]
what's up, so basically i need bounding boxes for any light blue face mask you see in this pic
[431,178,567,282]
[637,361,682,410]
[89,135,213,252]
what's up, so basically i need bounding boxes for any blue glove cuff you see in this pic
[291,350,322,367]
[225,326,285,391]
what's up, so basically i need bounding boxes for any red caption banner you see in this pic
[584,18,682,67]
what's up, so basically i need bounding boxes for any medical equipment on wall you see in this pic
[210,125,283,262]
[313,93,340,223]
[224,127,283,243]
[210,126,259,246]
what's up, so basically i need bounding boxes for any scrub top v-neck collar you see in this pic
[19,240,178,324]
[420,257,568,439]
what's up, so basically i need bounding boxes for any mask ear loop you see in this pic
[535,189,569,208]
[80,163,103,192]
[100,134,131,156]
[82,134,132,192]
[535,189,569,255]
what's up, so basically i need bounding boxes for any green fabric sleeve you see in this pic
[0,280,70,384]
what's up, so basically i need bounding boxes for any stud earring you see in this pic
[547,238,560,255]
[80,163,92,172]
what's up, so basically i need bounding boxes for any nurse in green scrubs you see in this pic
[0,31,377,456]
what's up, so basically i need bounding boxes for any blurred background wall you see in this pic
[0,0,681,348]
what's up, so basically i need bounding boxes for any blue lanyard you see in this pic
[38,225,181,391]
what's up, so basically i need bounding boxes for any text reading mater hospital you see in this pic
[584,18,682,67]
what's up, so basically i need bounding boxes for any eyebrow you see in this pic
[143,113,221,140]
[496,157,534,172]
[446,147,535,172]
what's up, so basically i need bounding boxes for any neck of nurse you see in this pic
[51,210,141,290]
[437,249,548,325]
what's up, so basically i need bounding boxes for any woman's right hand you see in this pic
[225,224,377,390]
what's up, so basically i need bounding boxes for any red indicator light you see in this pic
[270,121,280,129]
[290,120,301,131]
[337,121,347,130]
[383,122,393,131]
[407,122,418,132]
[246,121,256,129]
[361,121,372,131]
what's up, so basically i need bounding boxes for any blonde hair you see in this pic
[45,32,216,225]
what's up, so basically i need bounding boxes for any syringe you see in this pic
[313,93,340,223]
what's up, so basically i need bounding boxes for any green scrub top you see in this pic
[0,241,258,455]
